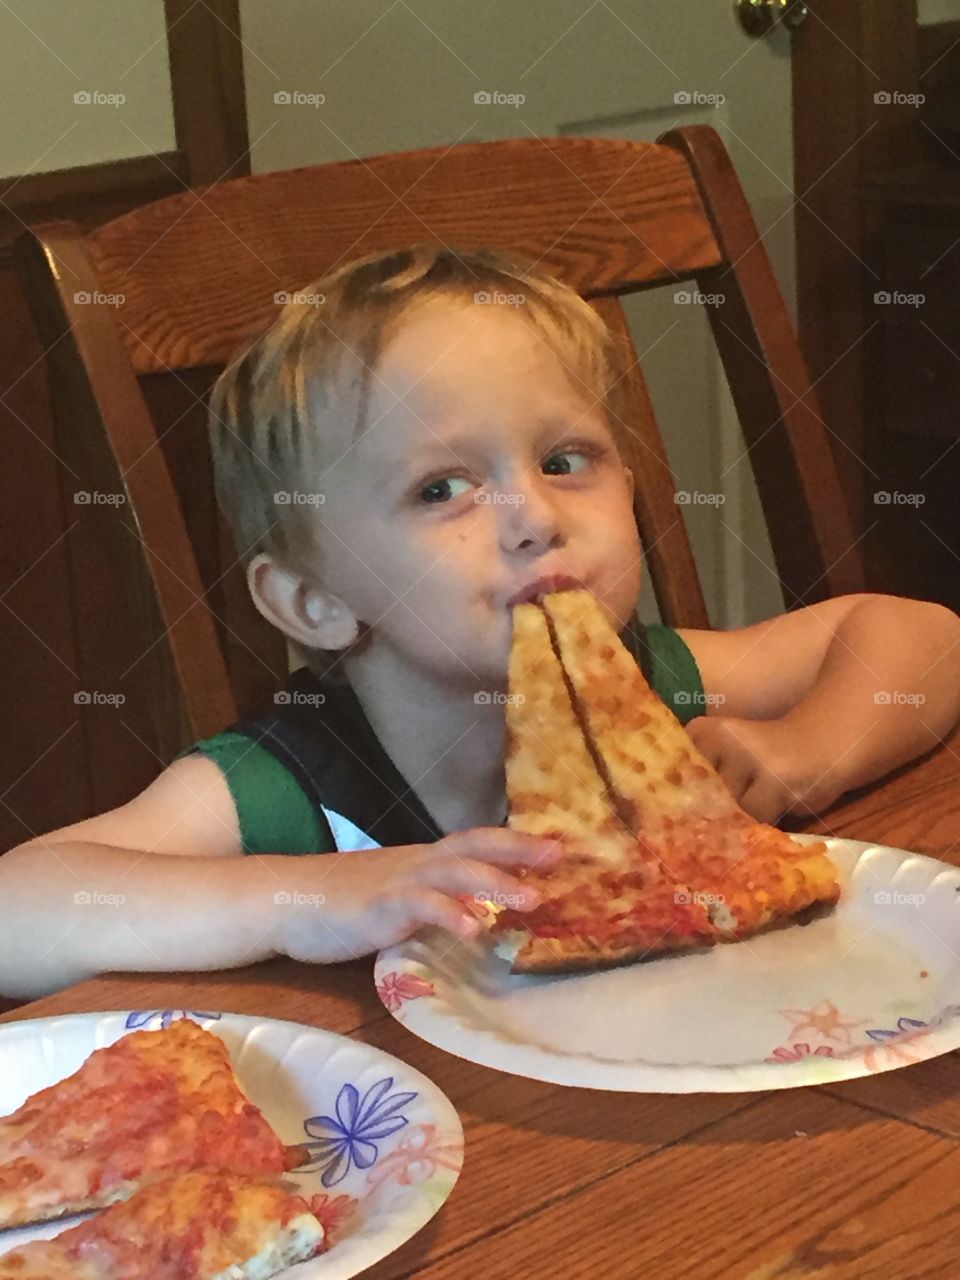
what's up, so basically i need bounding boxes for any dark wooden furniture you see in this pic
[4,728,960,1278]
[0,2,249,855]
[13,125,865,801]
[792,0,922,541]
[864,161,960,614]
[851,17,960,614]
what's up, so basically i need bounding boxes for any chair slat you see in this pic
[15,223,238,755]
[85,136,723,375]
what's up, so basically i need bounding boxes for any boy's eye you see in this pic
[542,449,592,476]
[419,475,473,504]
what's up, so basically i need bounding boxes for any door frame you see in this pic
[164,0,250,187]
[791,1,921,541]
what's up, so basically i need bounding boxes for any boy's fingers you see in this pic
[707,747,753,802]
[400,889,483,939]
[420,859,542,909]
[440,827,570,869]
[741,777,789,824]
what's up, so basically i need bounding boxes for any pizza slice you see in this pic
[0,1169,325,1279]
[492,591,716,973]
[491,589,840,974]
[0,1019,306,1231]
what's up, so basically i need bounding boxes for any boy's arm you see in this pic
[0,840,285,999]
[0,756,553,999]
[0,755,271,998]
[677,593,960,820]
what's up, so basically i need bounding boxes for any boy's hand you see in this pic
[268,828,561,964]
[685,715,843,824]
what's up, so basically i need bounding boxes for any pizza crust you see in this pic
[0,1180,139,1231]
[212,1211,326,1280]
[0,1171,325,1280]
[510,930,713,975]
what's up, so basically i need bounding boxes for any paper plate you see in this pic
[0,1011,463,1276]
[375,837,960,1092]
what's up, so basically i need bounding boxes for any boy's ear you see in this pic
[247,553,360,651]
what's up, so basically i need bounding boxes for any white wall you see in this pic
[0,0,175,179]
[919,0,960,21]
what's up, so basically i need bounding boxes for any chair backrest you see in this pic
[16,125,865,774]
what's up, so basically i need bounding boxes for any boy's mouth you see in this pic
[507,573,584,607]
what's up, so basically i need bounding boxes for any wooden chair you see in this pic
[14,125,866,779]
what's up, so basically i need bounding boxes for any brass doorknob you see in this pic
[737,0,809,37]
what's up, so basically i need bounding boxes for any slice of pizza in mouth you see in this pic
[0,1019,307,1232]
[489,588,840,975]
[0,1168,325,1280]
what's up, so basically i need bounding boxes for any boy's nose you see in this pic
[501,495,563,554]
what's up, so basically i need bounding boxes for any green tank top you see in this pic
[176,624,704,855]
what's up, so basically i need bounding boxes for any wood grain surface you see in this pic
[4,737,960,1278]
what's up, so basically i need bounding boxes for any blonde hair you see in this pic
[209,242,626,683]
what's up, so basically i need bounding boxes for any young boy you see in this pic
[2,244,959,1001]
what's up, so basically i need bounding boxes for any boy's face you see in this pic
[308,295,642,690]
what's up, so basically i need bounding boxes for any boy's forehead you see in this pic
[376,296,563,391]
[353,298,598,457]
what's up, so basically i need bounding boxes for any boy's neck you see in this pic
[345,651,509,836]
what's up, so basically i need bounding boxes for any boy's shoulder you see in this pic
[31,752,243,858]
[179,720,332,854]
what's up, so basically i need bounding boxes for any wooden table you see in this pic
[4,732,960,1279]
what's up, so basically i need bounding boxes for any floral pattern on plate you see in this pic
[299,1077,419,1188]
[124,1010,222,1030]
[766,1042,836,1064]
[376,972,435,1013]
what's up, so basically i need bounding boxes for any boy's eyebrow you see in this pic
[373,414,613,487]
[375,437,473,480]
